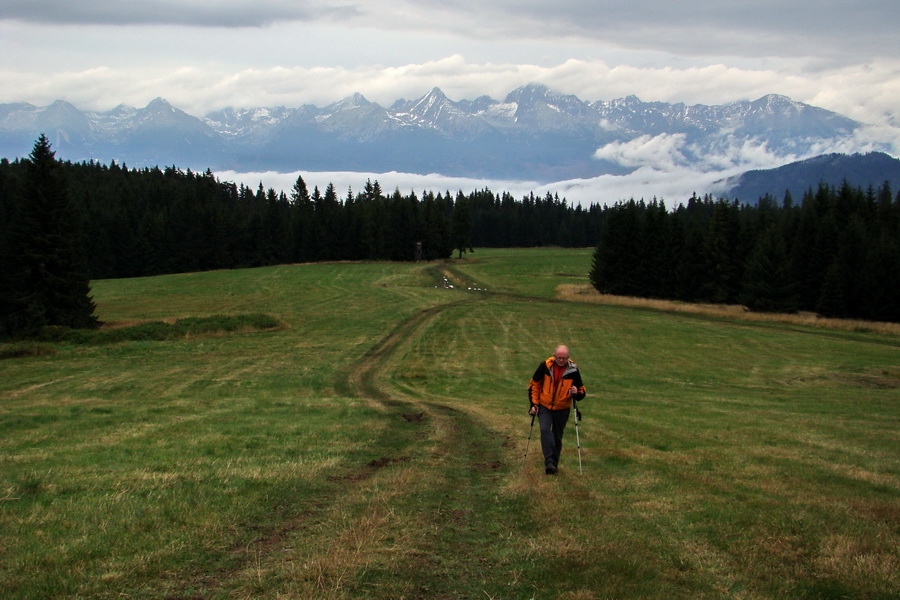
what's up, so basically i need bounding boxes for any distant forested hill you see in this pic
[722,152,900,204]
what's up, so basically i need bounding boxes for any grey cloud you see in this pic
[3,0,896,62]
[0,0,360,28]
[369,0,900,62]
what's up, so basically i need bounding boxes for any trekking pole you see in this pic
[573,398,583,475]
[521,412,536,469]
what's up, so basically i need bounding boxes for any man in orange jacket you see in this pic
[528,344,587,474]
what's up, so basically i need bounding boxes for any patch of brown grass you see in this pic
[815,534,899,586]
[0,342,58,360]
[557,284,900,336]
[439,268,467,288]
[100,317,179,329]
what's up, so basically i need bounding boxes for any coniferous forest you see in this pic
[0,145,596,283]
[2,136,900,338]
[590,188,900,323]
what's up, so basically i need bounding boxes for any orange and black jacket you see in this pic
[528,357,586,411]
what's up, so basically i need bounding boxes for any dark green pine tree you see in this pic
[816,260,848,318]
[859,232,900,323]
[450,194,473,259]
[421,192,452,260]
[739,224,800,313]
[3,135,100,336]
[590,200,642,296]
[0,160,21,336]
[699,200,740,304]
[289,175,317,262]
[670,198,708,302]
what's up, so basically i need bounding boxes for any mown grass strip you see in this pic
[44,314,282,343]
[1,314,283,358]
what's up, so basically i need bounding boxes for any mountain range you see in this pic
[0,83,885,187]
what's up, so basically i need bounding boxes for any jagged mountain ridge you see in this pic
[0,83,866,181]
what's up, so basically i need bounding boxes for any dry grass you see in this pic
[99,317,179,329]
[557,284,900,336]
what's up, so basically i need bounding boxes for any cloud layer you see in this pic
[217,164,740,210]
[0,1,358,27]
[4,1,897,63]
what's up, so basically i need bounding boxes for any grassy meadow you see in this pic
[1,247,898,599]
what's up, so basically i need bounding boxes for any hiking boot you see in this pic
[545,465,558,475]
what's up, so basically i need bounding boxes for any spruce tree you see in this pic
[816,260,848,318]
[739,224,799,313]
[0,159,21,336]
[289,175,315,262]
[700,200,740,303]
[590,200,642,296]
[450,195,473,259]
[3,135,100,336]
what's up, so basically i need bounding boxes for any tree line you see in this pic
[0,152,599,283]
[0,137,604,336]
[2,159,457,281]
[590,185,900,323]
[3,135,900,338]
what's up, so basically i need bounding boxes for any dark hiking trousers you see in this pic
[538,407,570,469]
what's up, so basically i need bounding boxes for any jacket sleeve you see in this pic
[528,362,546,406]
[571,369,586,401]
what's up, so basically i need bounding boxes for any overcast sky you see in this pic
[2,1,898,202]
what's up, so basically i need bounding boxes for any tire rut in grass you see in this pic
[379,404,516,599]
[332,298,522,598]
[172,451,412,599]
[164,300,471,598]
[177,297,490,598]
[335,298,476,403]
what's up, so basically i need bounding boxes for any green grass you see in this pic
[450,247,594,298]
[1,249,898,599]
[23,313,283,346]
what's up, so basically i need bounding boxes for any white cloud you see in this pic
[551,167,737,206]
[594,134,690,171]
[806,62,900,128]
[692,137,795,172]
[217,165,742,211]
[217,169,544,201]
[807,124,900,158]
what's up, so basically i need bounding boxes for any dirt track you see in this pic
[175,292,518,598]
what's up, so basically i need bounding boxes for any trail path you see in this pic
[188,290,541,598]
[327,295,520,597]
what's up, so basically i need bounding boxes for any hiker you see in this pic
[528,344,586,474]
